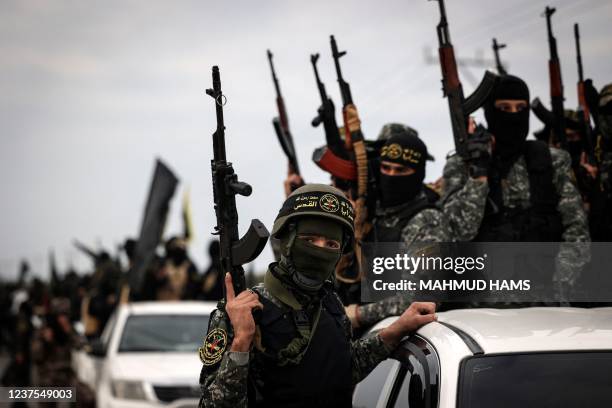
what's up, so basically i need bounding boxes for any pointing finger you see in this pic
[225,273,235,301]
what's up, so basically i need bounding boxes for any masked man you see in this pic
[441,74,590,296]
[198,184,437,408]
[346,124,453,328]
[591,83,612,240]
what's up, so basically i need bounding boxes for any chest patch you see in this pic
[199,328,228,366]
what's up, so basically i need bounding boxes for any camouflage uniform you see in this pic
[200,184,394,407]
[355,124,453,328]
[198,275,392,407]
[370,191,453,243]
[441,146,590,283]
[357,192,453,327]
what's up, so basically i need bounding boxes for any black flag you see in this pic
[129,159,179,296]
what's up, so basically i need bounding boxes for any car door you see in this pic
[353,335,440,408]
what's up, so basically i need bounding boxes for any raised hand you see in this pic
[224,273,263,352]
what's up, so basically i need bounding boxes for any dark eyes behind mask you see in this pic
[278,217,344,291]
[290,238,341,288]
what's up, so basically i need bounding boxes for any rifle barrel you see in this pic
[330,35,352,106]
[436,0,450,45]
[206,66,226,163]
[545,7,557,56]
[267,50,282,97]
[574,24,584,81]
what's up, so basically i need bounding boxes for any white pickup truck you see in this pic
[74,301,216,408]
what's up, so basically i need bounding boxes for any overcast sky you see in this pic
[1,0,610,280]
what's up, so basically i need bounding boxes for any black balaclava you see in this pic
[484,75,530,164]
[379,131,427,208]
[278,216,343,292]
[165,237,187,265]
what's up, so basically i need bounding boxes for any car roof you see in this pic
[371,307,612,354]
[122,300,218,316]
[434,307,612,354]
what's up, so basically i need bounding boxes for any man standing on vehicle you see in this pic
[441,74,590,295]
[345,124,453,329]
[198,184,437,408]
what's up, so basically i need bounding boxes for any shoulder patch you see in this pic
[199,327,228,366]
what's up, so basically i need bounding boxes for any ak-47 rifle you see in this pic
[540,6,567,149]
[328,35,371,283]
[330,36,363,150]
[492,38,507,75]
[574,23,595,162]
[206,66,269,296]
[310,52,356,181]
[266,50,300,176]
[432,0,497,159]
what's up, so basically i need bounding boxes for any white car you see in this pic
[77,301,216,408]
[353,307,612,408]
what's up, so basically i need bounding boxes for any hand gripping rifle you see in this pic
[266,50,300,177]
[310,52,356,181]
[574,23,596,163]
[206,66,270,296]
[492,38,507,75]
[431,0,497,160]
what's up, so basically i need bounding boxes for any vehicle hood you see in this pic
[109,353,202,385]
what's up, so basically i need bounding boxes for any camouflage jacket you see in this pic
[369,191,454,244]
[357,192,453,328]
[441,146,590,284]
[198,281,393,407]
[600,150,612,195]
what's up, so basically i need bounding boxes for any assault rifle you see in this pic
[533,6,567,149]
[310,52,356,181]
[431,0,497,159]
[574,23,595,162]
[492,38,507,75]
[266,50,300,176]
[328,35,372,283]
[206,66,269,296]
[330,35,364,150]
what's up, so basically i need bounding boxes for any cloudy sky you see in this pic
[1,0,610,280]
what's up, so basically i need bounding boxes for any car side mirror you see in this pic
[87,338,106,358]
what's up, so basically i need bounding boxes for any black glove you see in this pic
[465,125,493,178]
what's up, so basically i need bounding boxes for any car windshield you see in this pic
[118,314,209,353]
[459,352,612,407]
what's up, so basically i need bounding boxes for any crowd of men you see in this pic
[276,76,612,327]
[0,237,225,406]
[199,69,612,407]
[1,73,610,407]
[2,13,611,406]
